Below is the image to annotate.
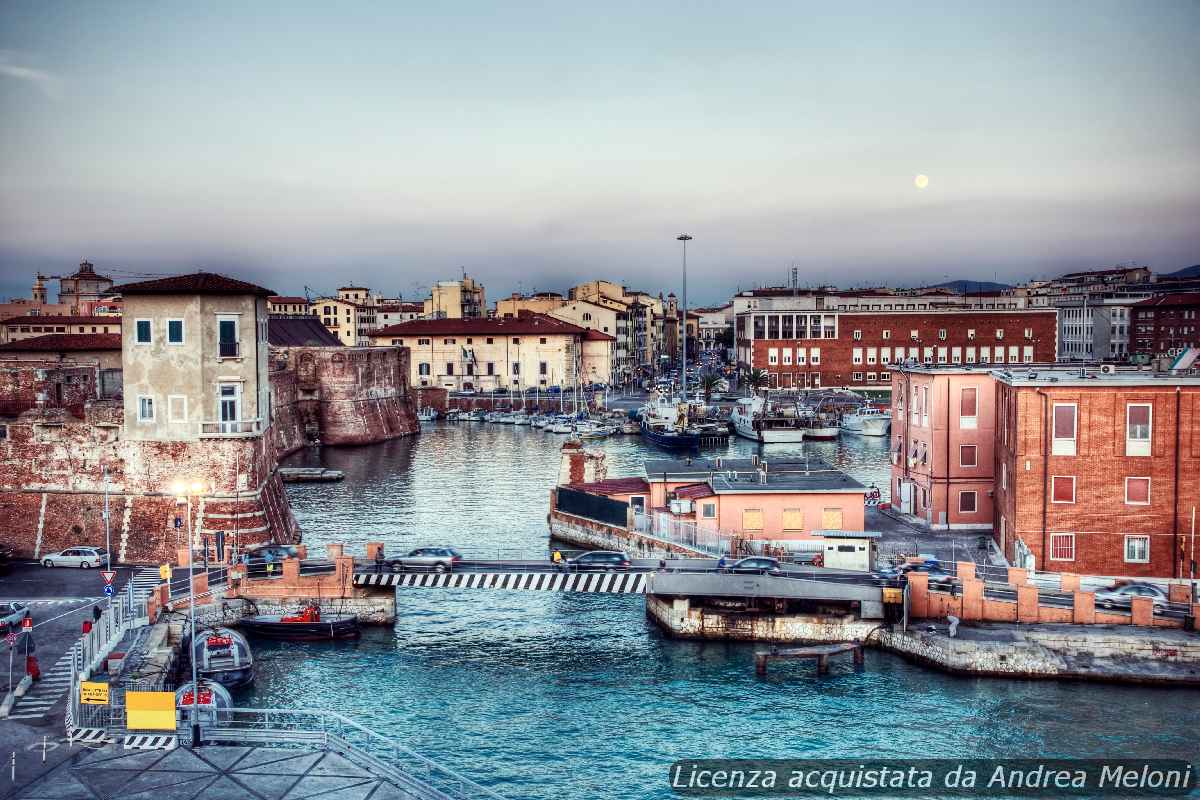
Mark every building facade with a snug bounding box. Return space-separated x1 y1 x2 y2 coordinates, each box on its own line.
57 260 116 313
549 299 631 380
495 292 565 318
993 366 1200 578
424 276 486 319
1131 293 1200 361
1 315 122 344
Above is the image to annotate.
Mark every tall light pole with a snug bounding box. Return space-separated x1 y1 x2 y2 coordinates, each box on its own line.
172 479 206 748
676 234 693 402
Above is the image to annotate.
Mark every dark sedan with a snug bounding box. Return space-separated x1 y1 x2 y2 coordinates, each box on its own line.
566 551 631 572
723 557 784 576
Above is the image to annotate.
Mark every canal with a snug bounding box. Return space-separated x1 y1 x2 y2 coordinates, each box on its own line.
251 423 1199 800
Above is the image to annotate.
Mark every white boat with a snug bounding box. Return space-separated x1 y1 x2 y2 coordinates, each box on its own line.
462 410 484 421
445 409 461 422
530 415 549 429
730 397 807 443
547 418 574 433
417 407 437 423
840 406 892 436
573 422 609 439
512 413 531 425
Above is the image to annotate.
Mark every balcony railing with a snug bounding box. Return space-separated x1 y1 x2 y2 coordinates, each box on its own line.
199 418 264 438
218 341 241 358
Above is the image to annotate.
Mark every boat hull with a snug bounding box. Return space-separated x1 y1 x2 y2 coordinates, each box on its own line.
732 416 806 443
237 616 361 641
199 665 255 689
841 416 891 436
640 420 701 449
803 426 840 440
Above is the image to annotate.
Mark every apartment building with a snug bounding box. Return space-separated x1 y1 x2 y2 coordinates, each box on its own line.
1131 294 1200 362
495 292 565 318
696 305 733 355
268 296 311 315
993 366 1200 578
734 291 1058 392
424 275 486 319
308 287 379 346
370 313 613 391
548 299 631 380
570 281 664 369
376 302 424 328
890 366 998 530
0 315 122 344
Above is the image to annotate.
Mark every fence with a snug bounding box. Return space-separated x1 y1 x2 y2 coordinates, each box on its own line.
556 487 630 528
633 511 733 557
69 591 151 734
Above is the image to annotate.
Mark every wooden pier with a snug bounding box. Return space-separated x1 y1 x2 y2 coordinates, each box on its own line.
755 642 864 676
279 467 345 483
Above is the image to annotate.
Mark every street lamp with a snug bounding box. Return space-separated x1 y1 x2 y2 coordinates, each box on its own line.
171 478 207 748
676 234 693 402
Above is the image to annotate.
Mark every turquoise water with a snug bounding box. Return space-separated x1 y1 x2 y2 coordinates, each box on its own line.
257 424 1200 800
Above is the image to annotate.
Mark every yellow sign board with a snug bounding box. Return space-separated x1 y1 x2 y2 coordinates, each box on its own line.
80 681 109 705
159 563 171 580
882 587 904 604
125 691 177 731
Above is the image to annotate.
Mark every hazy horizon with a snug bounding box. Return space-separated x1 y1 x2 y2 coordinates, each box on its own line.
2 1 1198 306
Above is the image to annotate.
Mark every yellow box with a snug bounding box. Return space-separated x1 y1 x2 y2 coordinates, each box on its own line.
126 691 177 731
882 587 904 604
80 681 109 705
159 563 171 580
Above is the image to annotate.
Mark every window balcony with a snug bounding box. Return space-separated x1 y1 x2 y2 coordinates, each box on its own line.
199 418 264 438
218 341 241 358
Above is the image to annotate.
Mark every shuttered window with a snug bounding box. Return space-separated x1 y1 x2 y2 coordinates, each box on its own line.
741 509 764 531
821 508 844 530
782 509 804 532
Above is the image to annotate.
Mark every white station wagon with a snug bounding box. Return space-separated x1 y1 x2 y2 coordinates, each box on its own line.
42 546 107 569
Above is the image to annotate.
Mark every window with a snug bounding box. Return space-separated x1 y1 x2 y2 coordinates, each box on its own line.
768 348 778 365
959 491 977 513
630 496 646 513
967 328 976 340
852 330 862 340
217 316 239 358
960 387 977 429
810 348 820 365
445 363 454 375
1126 403 1151 456
166 319 184 345
417 338 431 346
1051 403 1077 456
1049 533 1075 561
879 371 890 381
582 313 592 322
960 444 977 467
418 363 430 376
1001 462 1007 490
135 319 152 344
486 362 495 376
539 337 547 344
910 329 918 340
782 349 792 365
443 338 456 345
486 337 494 344
1124 535 1150 564
1125 477 1150 505
137 396 155 422
512 362 520 375
539 361 548 376
0 424 7 441
1051 476 1076 503
995 328 1005 340
867 348 877 364
742 509 764 530
852 348 863 364
852 372 864 382
701 503 716 519
938 328 947 341
866 372 876 381
782 509 804 532
821 508 844 529
167 395 187 422
1024 328 1033 339
882 330 891 339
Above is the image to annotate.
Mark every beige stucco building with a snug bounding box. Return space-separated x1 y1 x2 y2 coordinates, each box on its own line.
495 292 565 318
424 276 486 319
116 273 273 442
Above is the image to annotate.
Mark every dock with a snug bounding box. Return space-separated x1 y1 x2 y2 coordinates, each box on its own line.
755 642 864 675
278 467 345 483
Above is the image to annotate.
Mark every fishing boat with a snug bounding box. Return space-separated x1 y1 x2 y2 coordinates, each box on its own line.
237 604 360 641
462 409 484 421
573 421 609 439
547 416 574 433
512 413 531 425
190 627 254 689
444 409 461 422
620 419 641 435
796 406 841 440
840 405 892 436
416 406 437 423
730 397 807 443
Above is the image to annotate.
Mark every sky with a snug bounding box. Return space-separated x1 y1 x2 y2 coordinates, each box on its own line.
1 1 1198 306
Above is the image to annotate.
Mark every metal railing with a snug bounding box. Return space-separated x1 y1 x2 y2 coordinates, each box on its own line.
206 708 507 799
199 418 264 437
633 511 733 557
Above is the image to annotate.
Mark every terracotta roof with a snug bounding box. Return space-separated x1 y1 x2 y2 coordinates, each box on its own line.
1 315 121 327
373 312 588 338
111 272 274 297
269 295 309 305
268 317 343 347
673 482 715 500
0 333 121 352
564 477 650 496
583 329 616 341
1133 293 1200 308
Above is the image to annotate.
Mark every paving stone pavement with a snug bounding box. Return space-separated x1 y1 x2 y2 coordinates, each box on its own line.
9 744 425 800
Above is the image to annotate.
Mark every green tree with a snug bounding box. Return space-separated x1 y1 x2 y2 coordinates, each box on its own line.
699 373 723 403
746 368 769 394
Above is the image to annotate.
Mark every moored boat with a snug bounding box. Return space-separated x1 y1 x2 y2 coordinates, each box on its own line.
190 627 254 689
840 406 892 436
237 605 361 641
730 397 807 443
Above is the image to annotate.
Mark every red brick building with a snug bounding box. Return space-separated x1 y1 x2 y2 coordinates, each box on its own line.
993 366 1200 578
1131 293 1200 361
736 303 1058 392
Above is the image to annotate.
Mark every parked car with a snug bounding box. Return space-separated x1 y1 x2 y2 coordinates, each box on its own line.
244 544 299 561
41 546 106 569
1095 582 1169 610
566 550 631 572
0 602 30 633
724 557 783 576
389 547 463 573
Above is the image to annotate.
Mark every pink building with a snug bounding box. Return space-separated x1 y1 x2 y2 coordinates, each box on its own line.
890 365 997 530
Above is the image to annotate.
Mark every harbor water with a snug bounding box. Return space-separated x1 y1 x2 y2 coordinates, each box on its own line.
251 423 1200 800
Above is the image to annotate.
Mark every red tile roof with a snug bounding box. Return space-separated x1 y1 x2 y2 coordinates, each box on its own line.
111 272 274 297
1 315 121 327
564 477 650 496
673 482 715 500
269 296 310 305
1133 293 1200 308
0 333 121 352
373 312 588 338
583 329 616 341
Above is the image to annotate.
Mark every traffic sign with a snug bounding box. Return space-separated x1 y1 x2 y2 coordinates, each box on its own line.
103 585 114 597
100 571 116 586
21 617 31 630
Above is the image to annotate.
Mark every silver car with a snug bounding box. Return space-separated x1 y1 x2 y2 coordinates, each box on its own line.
388 547 463 573
1094 582 1169 610
0 602 30 633
41 546 107 569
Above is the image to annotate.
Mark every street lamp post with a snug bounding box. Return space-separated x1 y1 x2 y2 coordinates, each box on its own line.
172 479 206 747
676 234 693 402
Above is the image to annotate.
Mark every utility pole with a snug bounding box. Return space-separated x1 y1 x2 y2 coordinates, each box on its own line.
103 467 111 608
677 234 693 401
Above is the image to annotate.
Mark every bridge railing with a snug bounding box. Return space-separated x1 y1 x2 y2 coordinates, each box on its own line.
206 707 508 799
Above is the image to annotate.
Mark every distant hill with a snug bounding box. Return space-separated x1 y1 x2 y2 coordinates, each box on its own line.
1164 264 1200 279
929 279 1013 293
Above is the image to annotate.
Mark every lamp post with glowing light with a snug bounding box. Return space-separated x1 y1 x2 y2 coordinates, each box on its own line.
676 234 693 402
172 478 207 747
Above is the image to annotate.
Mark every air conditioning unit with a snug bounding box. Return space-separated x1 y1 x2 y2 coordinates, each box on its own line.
1099 364 1116 375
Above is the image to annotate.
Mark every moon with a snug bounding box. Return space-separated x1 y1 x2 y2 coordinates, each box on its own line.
914 174 929 189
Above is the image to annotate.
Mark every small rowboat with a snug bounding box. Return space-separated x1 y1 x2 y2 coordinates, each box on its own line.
237 605 360 641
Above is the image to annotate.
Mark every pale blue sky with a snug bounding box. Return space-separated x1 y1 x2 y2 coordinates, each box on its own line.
2 1 1198 303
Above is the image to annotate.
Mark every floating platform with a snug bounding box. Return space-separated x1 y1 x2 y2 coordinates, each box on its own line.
278 467 345 483
755 642 864 675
